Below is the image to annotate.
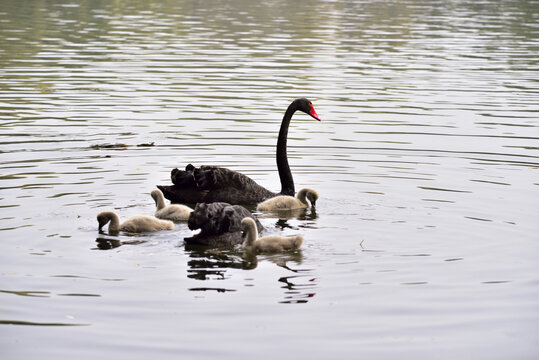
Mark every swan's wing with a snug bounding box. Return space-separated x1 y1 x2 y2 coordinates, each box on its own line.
157 184 207 205
184 231 244 246
184 202 246 246
155 204 191 221
195 166 275 200
121 215 172 232
187 202 263 235
171 165 240 191
194 166 247 190
170 165 197 187
187 202 225 233
163 164 275 205
229 205 263 232
257 195 301 210
187 202 237 234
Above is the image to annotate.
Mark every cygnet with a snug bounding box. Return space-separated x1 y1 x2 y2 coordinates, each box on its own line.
151 189 192 221
241 217 303 253
256 188 318 211
97 211 174 233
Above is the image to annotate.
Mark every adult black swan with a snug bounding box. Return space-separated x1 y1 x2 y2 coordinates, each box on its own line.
184 202 262 246
157 98 321 205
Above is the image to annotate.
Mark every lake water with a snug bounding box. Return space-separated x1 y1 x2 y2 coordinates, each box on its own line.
1 0 538 358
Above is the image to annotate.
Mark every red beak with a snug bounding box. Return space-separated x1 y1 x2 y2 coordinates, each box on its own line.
309 104 321 121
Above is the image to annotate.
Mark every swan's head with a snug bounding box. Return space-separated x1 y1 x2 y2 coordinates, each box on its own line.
297 188 319 207
294 98 321 121
306 189 319 207
97 211 112 230
241 217 257 234
150 189 160 202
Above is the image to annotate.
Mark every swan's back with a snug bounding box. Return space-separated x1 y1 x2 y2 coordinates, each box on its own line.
185 232 244 247
185 202 262 246
256 195 305 211
155 204 192 221
159 165 276 205
253 234 303 252
187 202 257 234
121 215 174 232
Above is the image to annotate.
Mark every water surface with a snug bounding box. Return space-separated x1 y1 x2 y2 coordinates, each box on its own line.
1 0 538 359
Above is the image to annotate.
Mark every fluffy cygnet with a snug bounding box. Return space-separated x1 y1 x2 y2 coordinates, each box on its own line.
97 211 174 233
151 189 192 221
256 188 319 211
241 217 303 253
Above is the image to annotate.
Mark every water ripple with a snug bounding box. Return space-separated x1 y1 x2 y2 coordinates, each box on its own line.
1 0 538 357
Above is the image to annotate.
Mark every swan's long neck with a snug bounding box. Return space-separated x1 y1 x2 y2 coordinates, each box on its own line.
296 188 308 205
107 212 121 231
155 192 166 210
276 103 296 196
243 219 258 247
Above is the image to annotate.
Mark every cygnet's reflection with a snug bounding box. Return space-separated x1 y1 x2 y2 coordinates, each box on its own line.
185 245 252 281
94 235 147 250
184 242 316 304
256 207 318 222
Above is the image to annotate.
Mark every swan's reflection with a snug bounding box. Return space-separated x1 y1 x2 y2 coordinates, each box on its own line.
242 250 305 270
257 207 318 222
185 244 256 281
94 235 147 250
184 243 317 303
278 275 317 304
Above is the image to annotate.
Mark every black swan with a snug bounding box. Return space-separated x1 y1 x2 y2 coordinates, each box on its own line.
184 202 263 246
157 98 321 205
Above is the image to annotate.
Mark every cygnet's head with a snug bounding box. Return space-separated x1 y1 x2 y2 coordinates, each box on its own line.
306 189 319 207
97 211 112 230
241 217 258 242
241 217 257 232
150 189 160 201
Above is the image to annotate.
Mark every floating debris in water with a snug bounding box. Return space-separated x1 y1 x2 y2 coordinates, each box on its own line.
90 142 155 150
90 143 128 150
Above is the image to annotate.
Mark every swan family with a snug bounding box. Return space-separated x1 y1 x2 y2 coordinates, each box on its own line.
157 98 320 205
96 98 320 253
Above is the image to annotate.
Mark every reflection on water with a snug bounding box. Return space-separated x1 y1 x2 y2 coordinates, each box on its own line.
186 247 249 281
185 243 315 303
1 0 538 358
94 235 147 250
258 207 318 223
278 275 317 304
0 320 89 327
